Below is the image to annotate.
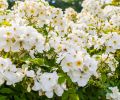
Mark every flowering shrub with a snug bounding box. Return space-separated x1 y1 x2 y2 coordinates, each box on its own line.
0 0 120 100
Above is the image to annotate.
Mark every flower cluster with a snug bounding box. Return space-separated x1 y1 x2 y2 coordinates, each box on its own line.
0 0 120 99
32 71 66 98
59 51 98 87
0 26 45 52
0 57 24 85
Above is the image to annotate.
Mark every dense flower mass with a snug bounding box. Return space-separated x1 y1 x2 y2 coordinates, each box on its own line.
0 26 45 52
0 0 120 99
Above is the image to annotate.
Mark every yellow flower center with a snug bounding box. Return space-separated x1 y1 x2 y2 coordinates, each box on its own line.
67 62 72 67
76 61 82 67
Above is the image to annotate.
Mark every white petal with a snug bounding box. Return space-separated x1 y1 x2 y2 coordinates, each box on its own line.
32 81 41 91
55 85 64 96
45 91 53 98
26 70 35 78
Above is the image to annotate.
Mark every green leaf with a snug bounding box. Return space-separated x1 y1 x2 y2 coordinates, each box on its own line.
0 88 14 94
101 74 107 82
68 88 76 94
58 76 66 84
0 95 7 100
30 58 44 65
70 94 79 100
62 91 69 100
14 96 21 100
14 96 26 100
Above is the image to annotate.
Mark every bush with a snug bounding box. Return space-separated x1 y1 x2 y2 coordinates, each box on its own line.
0 0 120 100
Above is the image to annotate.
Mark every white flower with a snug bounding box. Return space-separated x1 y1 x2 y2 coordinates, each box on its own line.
106 86 120 100
0 57 25 85
40 72 58 91
59 51 98 86
105 32 120 53
32 71 65 98
0 0 8 10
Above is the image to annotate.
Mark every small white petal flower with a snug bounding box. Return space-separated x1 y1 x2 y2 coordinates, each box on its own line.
26 70 35 78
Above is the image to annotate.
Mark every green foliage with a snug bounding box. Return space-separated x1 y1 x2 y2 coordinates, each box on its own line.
48 0 83 12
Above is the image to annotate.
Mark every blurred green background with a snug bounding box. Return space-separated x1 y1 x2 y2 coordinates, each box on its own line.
8 0 83 12
47 0 83 12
